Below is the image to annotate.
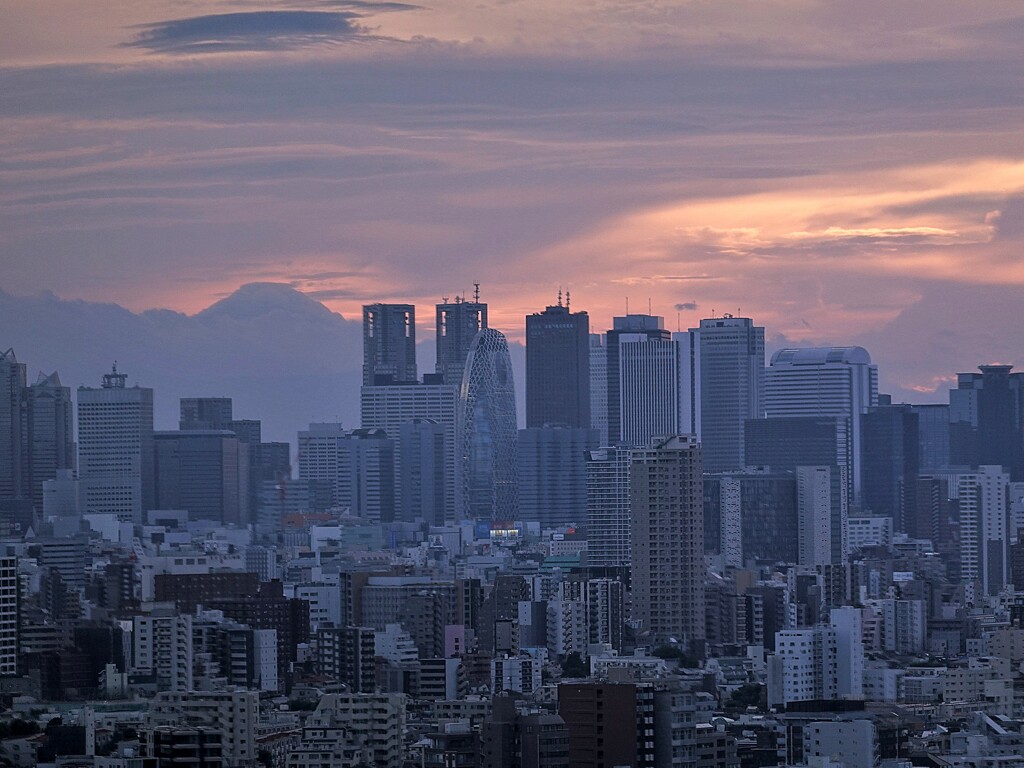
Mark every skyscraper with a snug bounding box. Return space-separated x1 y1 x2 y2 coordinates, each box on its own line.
525 296 590 428
154 430 249 524
398 419 447 526
25 371 75 511
765 346 878 496
77 364 155 522
691 316 764 473
0 348 26 501
860 404 920 532
518 425 598 526
629 435 704 649
585 446 632 569
460 328 518 521
955 464 1009 595
617 332 698 448
589 334 608 445
179 397 233 430
604 314 670 445
363 303 417 386
950 364 1024 479
796 465 848 567
436 292 487 387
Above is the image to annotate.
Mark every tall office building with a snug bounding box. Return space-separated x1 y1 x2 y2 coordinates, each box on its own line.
691 316 764 473
361 383 460 521
526 296 590 428
154 431 249 524
745 416 849 482
765 347 878 495
25 372 75 512
398 419 447 526
363 303 417 386
704 472 798 566
77 364 155 522
589 334 608 445
179 397 233 430
860 404 920 531
950 365 1024 479
0 348 26 501
618 332 698 448
461 329 518 520
604 315 670 445
585 446 632 568
298 424 396 523
910 403 952 473
518 426 599 526
436 292 488 387
630 435 704 649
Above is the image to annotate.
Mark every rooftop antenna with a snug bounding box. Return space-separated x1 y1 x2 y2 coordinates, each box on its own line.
565 289 571 311
473 283 480 303
557 287 563 307
442 295 449 304
648 297 652 315
677 312 681 332
626 296 629 314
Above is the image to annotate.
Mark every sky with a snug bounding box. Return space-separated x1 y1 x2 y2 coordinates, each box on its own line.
3 0 1024 404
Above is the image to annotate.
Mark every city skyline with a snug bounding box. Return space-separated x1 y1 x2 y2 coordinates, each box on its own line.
3 1 1024 407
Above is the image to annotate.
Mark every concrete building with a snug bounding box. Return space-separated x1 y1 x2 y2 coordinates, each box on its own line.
304 693 406 768
955 465 1010 595
492 654 544 695
315 625 376 693
132 612 194 691
589 334 608 445
146 690 259 768
796 465 848 567
629 435 705 649
24 371 75 512
0 557 17 676
603 314 671 445
0 348 26 502
153 430 249 524
77 364 154 522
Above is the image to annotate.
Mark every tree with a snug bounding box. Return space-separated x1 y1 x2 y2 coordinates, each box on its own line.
561 652 589 678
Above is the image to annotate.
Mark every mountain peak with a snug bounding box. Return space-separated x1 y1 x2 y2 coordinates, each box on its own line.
196 282 344 322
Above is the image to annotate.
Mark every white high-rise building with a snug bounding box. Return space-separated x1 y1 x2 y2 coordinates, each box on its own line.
584 446 632 568
769 608 863 707
955 465 1009 595
765 347 878 496
77 364 154 522
589 334 608 445
617 333 698 448
133 612 193 691
797 465 848 567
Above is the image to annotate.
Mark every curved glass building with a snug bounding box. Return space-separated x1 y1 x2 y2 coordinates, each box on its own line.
460 328 519 520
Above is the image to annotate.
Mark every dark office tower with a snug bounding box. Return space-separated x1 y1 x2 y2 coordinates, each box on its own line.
630 435 704 649
604 315 670 444
154 431 249 524
861 405 920 532
77 364 155 522
179 397 233 430
461 329 518 521
745 416 848 475
399 419 446 525
910 404 952 472
436 292 488 387
526 297 590 428
25 372 75 511
691 315 764 473
704 472 798 566
363 303 417 386
0 348 27 501
950 364 1024 479
227 419 261 445
518 426 599 527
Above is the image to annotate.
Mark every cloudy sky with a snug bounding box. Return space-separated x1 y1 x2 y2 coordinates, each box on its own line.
3 0 1024 404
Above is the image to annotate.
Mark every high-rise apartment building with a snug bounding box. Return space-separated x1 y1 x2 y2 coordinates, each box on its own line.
77 364 155 522
363 303 417 386
585 446 632 569
589 334 608 445
691 316 764 473
0 557 18 676
796 465 849 567
461 329 518 521
629 435 705 649
436 293 488 387
765 346 878 495
526 297 590 428
955 465 1010 595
